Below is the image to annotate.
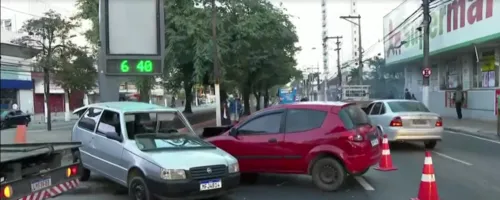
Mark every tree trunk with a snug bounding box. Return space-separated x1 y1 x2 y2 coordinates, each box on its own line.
253 92 261 111
264 88 269 108
138 77 151 103
43 68 52 131
64 89 71 122
183 81 193 113
242 86 251 115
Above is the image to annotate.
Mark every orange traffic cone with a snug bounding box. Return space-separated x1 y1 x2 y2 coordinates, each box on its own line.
375 134 397 171
14 125 27 144
411 151 440 200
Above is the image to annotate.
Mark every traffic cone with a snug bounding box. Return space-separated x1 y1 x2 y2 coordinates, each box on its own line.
14 125 27 143
375 134 397 171
411 151 440 200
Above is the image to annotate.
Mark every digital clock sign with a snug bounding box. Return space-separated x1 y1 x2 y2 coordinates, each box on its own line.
105 59 162 75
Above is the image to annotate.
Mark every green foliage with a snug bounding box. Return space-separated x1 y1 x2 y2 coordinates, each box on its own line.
53 47 97 93
74 0 99 50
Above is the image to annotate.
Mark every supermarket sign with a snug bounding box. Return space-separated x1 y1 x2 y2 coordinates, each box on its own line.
383 0 500 65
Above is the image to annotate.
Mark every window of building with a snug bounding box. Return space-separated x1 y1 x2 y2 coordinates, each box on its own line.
473 50 497 88
354 52 357 56
439 58 462 90
354 38 357 42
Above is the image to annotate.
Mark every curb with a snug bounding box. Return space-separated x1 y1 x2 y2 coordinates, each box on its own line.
444 127 499 140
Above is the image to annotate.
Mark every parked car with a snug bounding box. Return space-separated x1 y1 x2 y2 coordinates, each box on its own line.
0 109 31 129
203 101 382 191
362 99 443 149
71 102 240 200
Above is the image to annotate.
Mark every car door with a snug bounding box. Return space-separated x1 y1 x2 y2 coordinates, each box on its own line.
92 109 127 183
230 110 286 172
72 107 103 170
281 108 327 173
13 110 27 125
368 102 383 126
5 111 18 126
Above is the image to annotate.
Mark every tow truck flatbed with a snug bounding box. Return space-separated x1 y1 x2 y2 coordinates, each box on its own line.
1 142 81 163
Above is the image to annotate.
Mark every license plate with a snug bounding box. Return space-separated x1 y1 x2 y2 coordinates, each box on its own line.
413 119 427 125
371 139 379 146
200 179 222 191
31 177 52 192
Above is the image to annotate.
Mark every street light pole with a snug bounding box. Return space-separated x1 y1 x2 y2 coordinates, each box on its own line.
321 0 328 101
212 0 222 126
340 15 363 85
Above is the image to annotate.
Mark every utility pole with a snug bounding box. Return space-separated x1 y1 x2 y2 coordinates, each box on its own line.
321 0 328 101
211 0 222 126
340 15 363 85
331 36 343 87
422 0 430 108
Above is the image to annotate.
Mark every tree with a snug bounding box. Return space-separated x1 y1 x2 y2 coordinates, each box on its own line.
12 10 77 131
52 46 97 120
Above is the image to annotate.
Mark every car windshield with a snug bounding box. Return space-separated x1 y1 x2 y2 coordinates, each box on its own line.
339 104 371 129
388 101 430 112
124 111 195 138
135 133 215 151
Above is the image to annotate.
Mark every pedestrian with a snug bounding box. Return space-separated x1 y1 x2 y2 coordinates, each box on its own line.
404 88 412 99
228 96 241 124
411 93 417 100
452 85 465 119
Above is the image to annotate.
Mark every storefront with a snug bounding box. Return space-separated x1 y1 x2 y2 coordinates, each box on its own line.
383 0 500 121
0 65 35 113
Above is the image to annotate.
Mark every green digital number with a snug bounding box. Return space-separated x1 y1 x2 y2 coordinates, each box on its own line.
136 60 153 72
120 60 130 72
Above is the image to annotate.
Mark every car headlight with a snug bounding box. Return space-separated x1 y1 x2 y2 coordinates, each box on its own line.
228 163 239 173
160 169 186 180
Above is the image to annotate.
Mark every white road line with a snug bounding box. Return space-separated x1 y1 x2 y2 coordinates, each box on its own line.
445 131 500 145
354 176 375 191
432 151 473 166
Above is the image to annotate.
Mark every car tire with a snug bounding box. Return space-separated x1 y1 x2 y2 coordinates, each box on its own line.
311 157 346 191
424 141 437 149
128 175 152 200
73 151 91 182
350 168 369 176
240 173 259 184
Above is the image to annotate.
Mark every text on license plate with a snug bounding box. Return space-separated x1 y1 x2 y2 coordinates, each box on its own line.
200 179 222 191
31 177 52 192
413 119 427 125
371 139 379 146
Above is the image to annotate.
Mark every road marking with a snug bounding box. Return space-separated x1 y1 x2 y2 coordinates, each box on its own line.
445 131 500 145
432 151 472 166
354 176 375 191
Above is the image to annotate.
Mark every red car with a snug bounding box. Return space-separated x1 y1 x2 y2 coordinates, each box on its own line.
204 102 382 191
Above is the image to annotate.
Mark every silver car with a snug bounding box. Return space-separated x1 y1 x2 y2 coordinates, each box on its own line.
363 100 443 149
71 102 240 200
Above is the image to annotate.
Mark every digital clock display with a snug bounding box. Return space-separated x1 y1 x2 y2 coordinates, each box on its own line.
106 59 162 75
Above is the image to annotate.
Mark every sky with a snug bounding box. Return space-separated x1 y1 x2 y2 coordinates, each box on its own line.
1 0 404 76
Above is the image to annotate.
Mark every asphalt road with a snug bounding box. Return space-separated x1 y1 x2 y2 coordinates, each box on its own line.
3 119 500 200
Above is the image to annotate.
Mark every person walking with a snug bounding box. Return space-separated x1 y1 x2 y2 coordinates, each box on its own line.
228 96 241 124
453 86 465 119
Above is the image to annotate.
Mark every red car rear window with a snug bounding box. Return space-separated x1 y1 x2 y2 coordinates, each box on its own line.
338 105 371 130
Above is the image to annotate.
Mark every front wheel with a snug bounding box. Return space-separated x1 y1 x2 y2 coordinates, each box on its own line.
311 157 347 191
128 176 152 200
424 141 437 149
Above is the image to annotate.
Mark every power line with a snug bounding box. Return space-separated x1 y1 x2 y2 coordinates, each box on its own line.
0 6 43 18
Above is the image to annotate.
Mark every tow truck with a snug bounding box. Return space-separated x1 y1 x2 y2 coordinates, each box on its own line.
1 142 83 200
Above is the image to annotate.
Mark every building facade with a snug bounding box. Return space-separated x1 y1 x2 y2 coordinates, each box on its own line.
383 0 500 121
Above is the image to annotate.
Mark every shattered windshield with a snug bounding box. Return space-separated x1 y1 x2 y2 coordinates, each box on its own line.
124 111 195 138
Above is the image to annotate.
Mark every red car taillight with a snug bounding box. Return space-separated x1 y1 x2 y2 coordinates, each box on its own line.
435 117 443 127
348 130 364 142
389 116 403 127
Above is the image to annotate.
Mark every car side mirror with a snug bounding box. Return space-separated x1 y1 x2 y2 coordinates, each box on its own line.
229 128 238 137
105 131 122 142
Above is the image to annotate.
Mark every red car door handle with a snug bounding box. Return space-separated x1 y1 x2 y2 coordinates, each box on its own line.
268 138 277 143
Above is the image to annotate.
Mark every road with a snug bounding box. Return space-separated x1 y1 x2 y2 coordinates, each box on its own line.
2 119 500 199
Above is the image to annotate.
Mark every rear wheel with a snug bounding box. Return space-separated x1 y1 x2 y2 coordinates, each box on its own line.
311 157 346 191
424 141 437 149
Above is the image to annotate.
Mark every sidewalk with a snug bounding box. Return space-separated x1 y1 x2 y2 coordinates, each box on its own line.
443 117 498 139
